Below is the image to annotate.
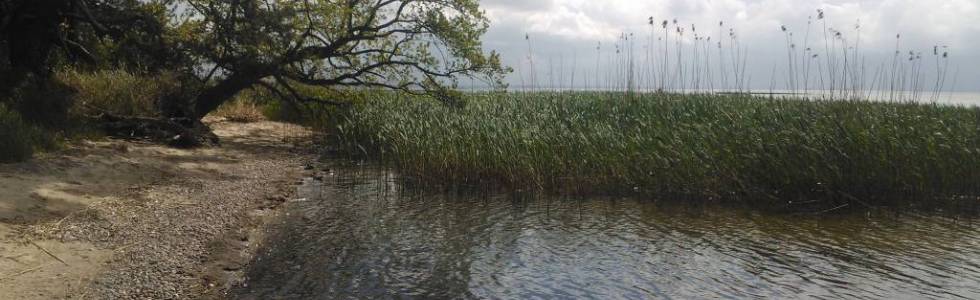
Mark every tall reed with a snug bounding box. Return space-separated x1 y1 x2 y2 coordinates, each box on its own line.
334 91 980 207
546 8 953 101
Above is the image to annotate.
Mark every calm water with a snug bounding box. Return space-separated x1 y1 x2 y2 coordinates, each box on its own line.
502 88 980 107
771 90 980 107
234 162 980 299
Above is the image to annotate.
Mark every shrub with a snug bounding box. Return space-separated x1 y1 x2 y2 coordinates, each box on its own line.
247 85 349 130
5 75 75 129
212 96 266 123
58 69 181 118
0 103 40 162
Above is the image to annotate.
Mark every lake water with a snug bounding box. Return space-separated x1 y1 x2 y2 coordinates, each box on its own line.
764 90 980 107
234 161 980 299
502 88 980 107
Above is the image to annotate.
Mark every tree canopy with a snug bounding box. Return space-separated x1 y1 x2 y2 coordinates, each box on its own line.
2 0 508 120
176 0 507 117
0 1 179 80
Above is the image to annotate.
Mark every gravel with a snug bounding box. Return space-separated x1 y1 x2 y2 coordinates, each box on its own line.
30 121 315 299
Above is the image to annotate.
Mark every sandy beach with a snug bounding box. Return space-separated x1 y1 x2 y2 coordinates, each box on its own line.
0 119 313 299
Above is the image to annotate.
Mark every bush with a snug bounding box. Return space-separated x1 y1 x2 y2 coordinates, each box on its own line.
5 75 75 129
58 69 181 118
0 103 40 162
244 85 345 130
212 96 266 123
1 69 184 163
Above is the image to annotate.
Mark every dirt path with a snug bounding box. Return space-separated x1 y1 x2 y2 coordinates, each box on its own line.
0 119 315 299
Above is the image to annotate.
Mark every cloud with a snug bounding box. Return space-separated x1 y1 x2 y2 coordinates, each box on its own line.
486 1 619 41
482 0 556 12
478 0 980 91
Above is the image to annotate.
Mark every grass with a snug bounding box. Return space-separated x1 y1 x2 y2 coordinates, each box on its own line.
58 69 181 118
1 69 179 163
212 96 266 123
332 91 980 207
249 85 364 130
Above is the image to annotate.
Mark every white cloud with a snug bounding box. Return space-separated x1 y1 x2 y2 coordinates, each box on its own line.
479 0 980 91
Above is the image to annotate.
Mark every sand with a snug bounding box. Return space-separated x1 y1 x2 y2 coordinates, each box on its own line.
0 118 314 299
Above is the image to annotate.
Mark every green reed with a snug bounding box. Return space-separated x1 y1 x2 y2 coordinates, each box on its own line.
333 91 980 206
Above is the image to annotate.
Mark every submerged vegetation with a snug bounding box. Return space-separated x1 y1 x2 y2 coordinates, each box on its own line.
334 92 980 207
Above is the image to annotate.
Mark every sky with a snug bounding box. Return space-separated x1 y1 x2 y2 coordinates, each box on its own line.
477 0 980 92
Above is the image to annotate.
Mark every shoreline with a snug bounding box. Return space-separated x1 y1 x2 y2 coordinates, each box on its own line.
0 119 313 299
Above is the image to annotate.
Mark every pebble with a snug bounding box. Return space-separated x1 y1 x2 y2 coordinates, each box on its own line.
36 122 314 299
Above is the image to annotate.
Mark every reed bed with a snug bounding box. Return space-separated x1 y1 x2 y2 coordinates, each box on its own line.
513 9 954 106
334 91 980 206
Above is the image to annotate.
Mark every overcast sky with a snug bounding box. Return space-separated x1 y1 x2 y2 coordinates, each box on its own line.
478 0 980 92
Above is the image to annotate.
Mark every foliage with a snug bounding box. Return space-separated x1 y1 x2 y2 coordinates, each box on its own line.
2 75 76 128
0 0 180 84
0 103 42 162
334 92 980 207
176 0 509 117
58 69 182 118
213 96 266 123
72 0 192 73
247 84 379 130
4 0 509 123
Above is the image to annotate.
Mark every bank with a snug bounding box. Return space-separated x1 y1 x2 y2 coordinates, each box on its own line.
0 119 313 299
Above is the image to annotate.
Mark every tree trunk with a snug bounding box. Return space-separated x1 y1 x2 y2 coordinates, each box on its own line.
120 68 270 148
192 71 266 119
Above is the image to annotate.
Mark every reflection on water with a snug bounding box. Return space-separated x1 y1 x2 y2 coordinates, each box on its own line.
234 162 980 299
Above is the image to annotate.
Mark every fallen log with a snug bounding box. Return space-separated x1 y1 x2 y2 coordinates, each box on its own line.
93 113 219 148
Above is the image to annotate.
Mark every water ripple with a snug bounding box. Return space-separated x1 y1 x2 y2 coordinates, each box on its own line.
235 163 980 299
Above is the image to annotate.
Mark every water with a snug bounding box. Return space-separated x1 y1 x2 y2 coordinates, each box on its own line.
495 88 980 107
762 90 980 107
234 162 980 299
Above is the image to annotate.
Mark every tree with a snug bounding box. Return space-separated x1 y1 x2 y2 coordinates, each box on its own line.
1 0 505 146
0 0 174 127
72 0 191 73
0 0 78 87
175 0 507 119
0 0 184 98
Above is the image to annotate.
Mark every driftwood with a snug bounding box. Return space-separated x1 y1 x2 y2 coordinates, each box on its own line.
29 240 68 266
93 113 219 148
